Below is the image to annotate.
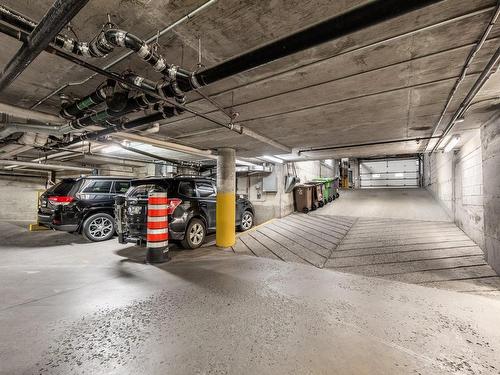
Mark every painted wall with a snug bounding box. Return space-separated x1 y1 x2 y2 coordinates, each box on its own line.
0 176 46 221
239 159 338 224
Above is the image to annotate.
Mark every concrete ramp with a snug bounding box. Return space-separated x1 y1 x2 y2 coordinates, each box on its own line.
233 212 500 298
311 188 452 222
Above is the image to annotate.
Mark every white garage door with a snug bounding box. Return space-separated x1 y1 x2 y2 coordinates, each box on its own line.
360 158 420 188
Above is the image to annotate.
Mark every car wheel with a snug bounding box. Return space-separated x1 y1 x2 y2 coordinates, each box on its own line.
82 213 115 242
239 211 254 231
181 218 206 249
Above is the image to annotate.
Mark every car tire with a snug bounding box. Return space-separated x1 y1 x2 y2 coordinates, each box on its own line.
239 210 254 232
181 218 206 249
82 212 115 242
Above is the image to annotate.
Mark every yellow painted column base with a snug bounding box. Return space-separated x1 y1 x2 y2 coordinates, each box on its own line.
216 192 236 248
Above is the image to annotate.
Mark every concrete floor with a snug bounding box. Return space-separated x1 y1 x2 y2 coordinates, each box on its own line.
1 222 500 374
312 188 451 221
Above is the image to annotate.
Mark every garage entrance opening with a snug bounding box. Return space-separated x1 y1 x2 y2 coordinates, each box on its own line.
360 157 420 188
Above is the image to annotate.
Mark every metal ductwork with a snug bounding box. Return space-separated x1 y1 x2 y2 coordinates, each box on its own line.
0 122 72 138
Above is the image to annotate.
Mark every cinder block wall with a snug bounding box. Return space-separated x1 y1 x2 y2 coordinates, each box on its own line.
481 116 500 273
0 176 46 221
424 116 500 273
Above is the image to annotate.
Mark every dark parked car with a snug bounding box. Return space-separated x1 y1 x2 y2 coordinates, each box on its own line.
116 176 255 249
38 176 132 241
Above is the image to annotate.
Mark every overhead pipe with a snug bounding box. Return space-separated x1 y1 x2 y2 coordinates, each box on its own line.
60 80 114 119
431 46 500 152
0 0 443 151
137 6 498 131
0 4 190 103
0 102 63 123
0 0 89 92
63 105 182 145
426 2 500 152
0 159 93 172
298 136 441 154
29 0 219 109
0 122 72 138
192 0 444 87
109 141 202 168
1 0 445 98
112 133 217 159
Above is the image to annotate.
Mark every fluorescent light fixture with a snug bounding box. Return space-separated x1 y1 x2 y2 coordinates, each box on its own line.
102 145 121 153
395 173 404 178
372 174 381 178
260 155 284 164
236 159 258 167
443 135 460 153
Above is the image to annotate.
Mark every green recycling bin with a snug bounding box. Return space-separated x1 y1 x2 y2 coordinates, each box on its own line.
313 178 334 203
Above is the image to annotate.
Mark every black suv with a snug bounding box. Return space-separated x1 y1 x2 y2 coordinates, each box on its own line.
116 176 255 249
38 176 132 241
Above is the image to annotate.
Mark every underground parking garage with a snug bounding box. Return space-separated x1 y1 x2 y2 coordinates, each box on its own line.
1 0 500 373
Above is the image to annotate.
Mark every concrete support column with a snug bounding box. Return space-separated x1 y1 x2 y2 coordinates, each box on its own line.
216 148 236 248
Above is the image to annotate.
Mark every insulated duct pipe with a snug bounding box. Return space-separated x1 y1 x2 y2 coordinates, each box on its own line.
0 0 89 92
0 122 72 138
0 159 93 172
110 141 202 168
0 102 63 124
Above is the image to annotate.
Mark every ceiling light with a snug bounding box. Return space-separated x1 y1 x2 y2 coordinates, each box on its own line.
260 155 284 164
443 135 460 153
236 159 258 167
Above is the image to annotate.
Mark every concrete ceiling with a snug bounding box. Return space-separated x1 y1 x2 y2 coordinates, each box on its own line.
0 0 499 163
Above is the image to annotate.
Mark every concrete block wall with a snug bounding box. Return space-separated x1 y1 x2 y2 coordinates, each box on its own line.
481 116 500 273
424 149 454 217
0 176 46 221
453 133 484 248
424 118 500 273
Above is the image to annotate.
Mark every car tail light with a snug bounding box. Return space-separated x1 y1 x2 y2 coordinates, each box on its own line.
48 196 74 205
168 198 182 214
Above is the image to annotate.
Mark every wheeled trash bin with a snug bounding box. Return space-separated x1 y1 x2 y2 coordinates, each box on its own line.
293 184 314 213
313 178 334 203
332 177 340 198
306 182 324 209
